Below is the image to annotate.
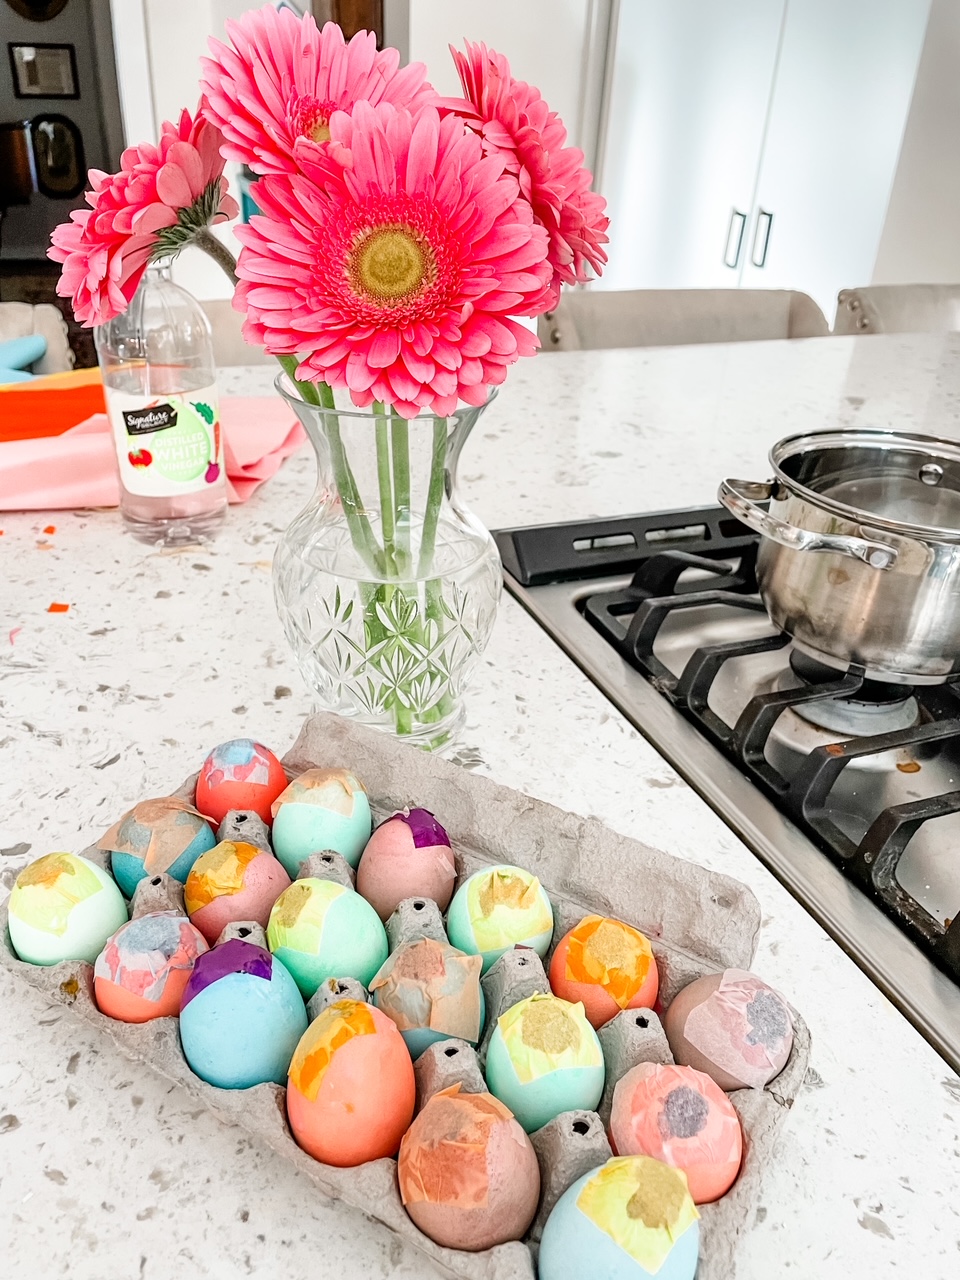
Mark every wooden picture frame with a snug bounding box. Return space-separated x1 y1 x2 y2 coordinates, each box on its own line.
8 41 79 99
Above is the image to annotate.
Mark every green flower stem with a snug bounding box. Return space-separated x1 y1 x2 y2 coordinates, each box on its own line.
276 356 384 577
390 410 411 576
418 416 448 579
374 402 397 577
192 226 239 288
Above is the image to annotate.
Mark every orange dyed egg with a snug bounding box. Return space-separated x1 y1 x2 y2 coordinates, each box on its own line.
94 913 208 1022
287 1000 415 1167
196 739 288 825
609 1062 743 1203
549 915 658 1029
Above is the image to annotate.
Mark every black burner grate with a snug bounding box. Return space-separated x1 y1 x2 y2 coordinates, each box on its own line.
494 506 960 984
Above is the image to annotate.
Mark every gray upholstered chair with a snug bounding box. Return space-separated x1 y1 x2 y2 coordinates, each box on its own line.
537 288 828 351
0 302 74 373
833 284 960 335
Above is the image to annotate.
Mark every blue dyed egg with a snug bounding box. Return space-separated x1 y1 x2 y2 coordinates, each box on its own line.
100 798 216 898
178 938 307 1088
539 1157 700 1280
271 769 371 873
484 993 604 1132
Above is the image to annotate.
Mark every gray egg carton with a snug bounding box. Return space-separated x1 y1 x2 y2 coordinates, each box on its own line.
0 710 810 1280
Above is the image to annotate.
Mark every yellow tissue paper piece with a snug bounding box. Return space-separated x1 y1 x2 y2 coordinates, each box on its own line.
184 841 261 913
289 999 376 1101
577 1157 699 1274
497 993 602 1084
566 915 655 1009
468 867 552 952
267 877 344 953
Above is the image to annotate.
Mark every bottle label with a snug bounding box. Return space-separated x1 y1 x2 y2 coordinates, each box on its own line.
105 384 224 497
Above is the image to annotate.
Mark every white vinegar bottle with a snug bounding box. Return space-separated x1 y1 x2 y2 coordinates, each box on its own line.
96 264 227 545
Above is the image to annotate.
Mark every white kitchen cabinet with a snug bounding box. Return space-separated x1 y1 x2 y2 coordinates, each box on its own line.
597 0 932 315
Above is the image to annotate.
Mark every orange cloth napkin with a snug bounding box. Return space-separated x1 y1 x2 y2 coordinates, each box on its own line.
0 396 306 510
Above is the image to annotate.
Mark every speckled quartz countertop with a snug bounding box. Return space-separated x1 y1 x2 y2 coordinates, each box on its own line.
3 332 960 1280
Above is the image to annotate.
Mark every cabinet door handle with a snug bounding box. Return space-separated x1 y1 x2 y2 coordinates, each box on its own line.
751 208 773 268
723 208 747 269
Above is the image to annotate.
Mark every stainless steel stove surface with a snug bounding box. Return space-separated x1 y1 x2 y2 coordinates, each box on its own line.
496 507 960 1074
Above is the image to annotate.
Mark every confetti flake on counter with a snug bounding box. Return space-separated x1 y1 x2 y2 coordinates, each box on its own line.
47 602 70 613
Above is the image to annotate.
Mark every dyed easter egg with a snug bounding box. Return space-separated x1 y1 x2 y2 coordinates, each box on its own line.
446 864 553 975
664 970 794 1091
99 797 216 898
266 878 388 998
539 1157 700 1280
356 808 456 922
184 840 291 943
196 739 287 825
610 1063 743 1203
550 916 659 1029
484 992 604 1133
399 1083 540 1249
94 912 208 1022
287 999 415 1165
369 938 484 1059
8 853 128 966
271 768 371 873
179 938 307 1089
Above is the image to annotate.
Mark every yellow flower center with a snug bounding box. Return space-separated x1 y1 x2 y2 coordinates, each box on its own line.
350 224 433 303
310 120 331 144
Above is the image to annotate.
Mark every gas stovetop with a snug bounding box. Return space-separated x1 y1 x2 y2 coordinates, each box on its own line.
496 506 960 1074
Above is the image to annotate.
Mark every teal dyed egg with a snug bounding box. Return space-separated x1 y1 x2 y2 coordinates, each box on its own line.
369 938 485 1059
178 938 307 1088
484 993 604 1132
446 864 553 974
271 769 371 873
539 1157 700 1280
100 797 216 898
266 878 388 999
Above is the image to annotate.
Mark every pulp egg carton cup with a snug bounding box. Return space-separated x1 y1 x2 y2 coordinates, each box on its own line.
0 711 810 1280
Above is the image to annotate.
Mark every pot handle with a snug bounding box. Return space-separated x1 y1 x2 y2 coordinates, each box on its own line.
718 478 898 570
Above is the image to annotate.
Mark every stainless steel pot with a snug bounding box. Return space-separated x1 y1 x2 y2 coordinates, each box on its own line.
718 429 960 684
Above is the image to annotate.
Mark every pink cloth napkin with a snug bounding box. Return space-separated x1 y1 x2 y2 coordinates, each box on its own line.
0 397 306 510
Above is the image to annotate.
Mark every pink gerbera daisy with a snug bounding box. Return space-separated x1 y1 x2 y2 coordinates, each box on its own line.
48 107 238 327
234 101 551 417
450 41 609 309
201 4 437 176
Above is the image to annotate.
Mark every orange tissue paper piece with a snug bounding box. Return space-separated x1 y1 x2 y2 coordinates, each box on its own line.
566 915 655 1008
399 1084 518 1209
47 602 70 613
289 1000 377 1102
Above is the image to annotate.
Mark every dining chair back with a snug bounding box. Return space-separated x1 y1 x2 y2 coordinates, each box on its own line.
537 288 829 351
833 284 960 335
0 302 73 374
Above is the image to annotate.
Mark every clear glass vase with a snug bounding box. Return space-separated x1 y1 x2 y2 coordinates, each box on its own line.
272 375 502 750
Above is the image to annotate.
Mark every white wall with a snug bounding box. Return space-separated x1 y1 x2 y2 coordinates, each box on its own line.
408 0 601 160
872 0 960 286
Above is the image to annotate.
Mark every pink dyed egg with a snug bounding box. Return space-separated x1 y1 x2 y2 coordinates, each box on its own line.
664 969 794 1091
356 808 456 922
399 1083 540 1249
184 840 291 943
610 1062 743 1203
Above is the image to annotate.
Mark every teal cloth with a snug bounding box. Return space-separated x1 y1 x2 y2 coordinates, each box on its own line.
0 334 46 370
0 367 34 384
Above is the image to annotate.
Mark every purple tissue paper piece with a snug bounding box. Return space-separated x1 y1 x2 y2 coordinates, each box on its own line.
396 807 450 849
181 938 272 1009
